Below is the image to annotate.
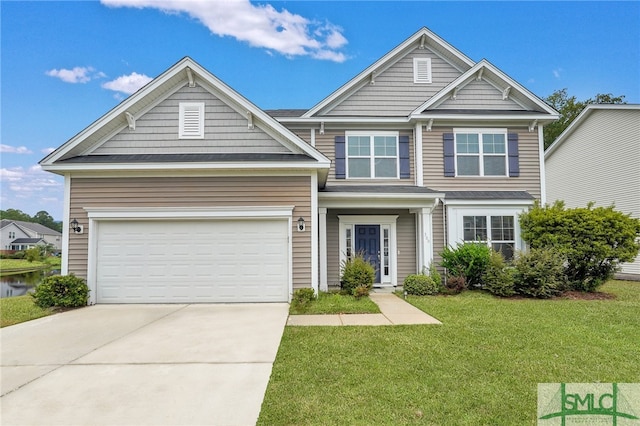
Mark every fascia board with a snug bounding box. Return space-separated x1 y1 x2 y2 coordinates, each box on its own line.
275 117 411 124
303 27 474 118
544 104 640 159
40 57 196 166
443 199 534 207
409 113 558 122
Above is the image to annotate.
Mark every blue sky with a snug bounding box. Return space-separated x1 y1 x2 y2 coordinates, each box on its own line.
2 1 639 221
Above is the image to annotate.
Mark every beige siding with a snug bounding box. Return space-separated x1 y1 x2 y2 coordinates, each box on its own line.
325 209 416 288
93 85 290 155
431 201 446 276
321 47 463 116
68 176 312 289
546 108 640 276
315 130 415 184
423 127 542 199
436 79 523 110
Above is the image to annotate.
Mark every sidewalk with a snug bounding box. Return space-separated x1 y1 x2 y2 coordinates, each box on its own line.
286 292 442 326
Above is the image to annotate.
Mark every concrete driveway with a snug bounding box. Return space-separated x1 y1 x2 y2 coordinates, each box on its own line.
0 303 289 426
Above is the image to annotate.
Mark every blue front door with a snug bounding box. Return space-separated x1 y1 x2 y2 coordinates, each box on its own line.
355 225 381 283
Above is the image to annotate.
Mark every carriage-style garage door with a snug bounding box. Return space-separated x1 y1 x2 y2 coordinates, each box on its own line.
95 219 289 303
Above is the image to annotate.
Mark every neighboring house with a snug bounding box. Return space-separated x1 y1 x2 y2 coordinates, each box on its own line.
40 27 558 304
9 238 47 251
545 104 640 280
0 219 62 251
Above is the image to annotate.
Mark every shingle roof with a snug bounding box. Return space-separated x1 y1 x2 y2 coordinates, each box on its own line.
444 191 534 200
10 238 45 244
265 109 308 118
1 220 61 235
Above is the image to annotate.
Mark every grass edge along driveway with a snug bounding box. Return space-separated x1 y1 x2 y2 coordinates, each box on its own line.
258 280 639 425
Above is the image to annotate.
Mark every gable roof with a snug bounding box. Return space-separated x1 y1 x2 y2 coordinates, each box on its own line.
411 59 559 121
1 219 61 236
302 27 475 118
40 57 330 176
545 104 640 159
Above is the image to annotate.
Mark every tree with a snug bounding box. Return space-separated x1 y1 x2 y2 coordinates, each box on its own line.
520 201 640 292
33 210 60 232
0 208 62 232
0 208 32 222
543 89 626 149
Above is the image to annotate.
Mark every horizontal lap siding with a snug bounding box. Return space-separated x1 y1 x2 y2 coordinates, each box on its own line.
93 85 289 155
397 213 417 284
315 130 415 183
436 79 523 110
431 202 446 277
68 176 312 289
423 127 541 199
322 48 462 116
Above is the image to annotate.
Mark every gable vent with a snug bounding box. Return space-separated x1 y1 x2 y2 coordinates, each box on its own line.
413 58 432 84
179 102 205 139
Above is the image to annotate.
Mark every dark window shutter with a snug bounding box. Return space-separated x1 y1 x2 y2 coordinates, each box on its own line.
335 135 346 179
399 135 410 179
443 133 455 177
507 133 519 177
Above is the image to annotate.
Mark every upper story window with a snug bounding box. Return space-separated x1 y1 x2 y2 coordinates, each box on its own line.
455 129 507 176
179 102 205 139
413 58 432 84
9 231 15 239
346 132 399 178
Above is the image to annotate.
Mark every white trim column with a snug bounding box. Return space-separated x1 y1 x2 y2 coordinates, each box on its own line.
319 207 328 292
538 124 547 205
61 174 71 275
311 173 319 295
415 122 424 187
412 207 433 272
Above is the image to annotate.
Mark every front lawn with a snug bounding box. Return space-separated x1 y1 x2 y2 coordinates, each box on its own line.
290 291 380 315
0 295 54 327
259 280 639 425
0 257 61 274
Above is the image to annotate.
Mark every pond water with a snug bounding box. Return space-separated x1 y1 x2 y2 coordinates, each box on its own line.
0 268 60 298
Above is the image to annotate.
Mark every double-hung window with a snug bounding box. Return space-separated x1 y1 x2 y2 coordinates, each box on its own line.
346 132 399 178
455 129 507 176
463 215 516 260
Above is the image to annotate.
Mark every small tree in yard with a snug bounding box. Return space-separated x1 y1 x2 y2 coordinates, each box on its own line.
340 252 375 297
520 201 640 292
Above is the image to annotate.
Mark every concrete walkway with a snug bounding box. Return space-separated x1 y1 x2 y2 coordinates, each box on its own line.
286 292 441 326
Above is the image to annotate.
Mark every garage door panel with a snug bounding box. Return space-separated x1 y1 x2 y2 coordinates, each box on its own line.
96 219 289 303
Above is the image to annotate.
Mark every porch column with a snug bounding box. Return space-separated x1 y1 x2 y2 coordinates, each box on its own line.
413 207 433 272
319 207 328 292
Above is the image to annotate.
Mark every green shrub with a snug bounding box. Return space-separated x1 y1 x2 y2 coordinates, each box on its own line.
24 247 42 263
340 252 375 296
428 263 442 288
513 248 566 299
32 274 89 308
520 201 640 292
403 274 439 295
352 285 370 299
440 243 491 288
443 275 467 294
483 250 516 297
291 288 316 310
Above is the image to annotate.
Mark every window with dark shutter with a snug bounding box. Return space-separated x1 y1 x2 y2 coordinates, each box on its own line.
443 133 455 177
399 135 410 179
507 133 519 177
335 135 346 179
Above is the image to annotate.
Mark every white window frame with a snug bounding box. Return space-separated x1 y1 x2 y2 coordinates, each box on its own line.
454 128 508 177
179 102 205 139
345 131 400 179
413 58 432 84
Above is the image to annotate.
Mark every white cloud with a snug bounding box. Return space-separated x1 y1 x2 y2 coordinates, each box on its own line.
101 0 348 62
101 72 153 95
1 144 33 154
1 166 64 217
45 66 104 83
553 68 563 79
41 147 56 155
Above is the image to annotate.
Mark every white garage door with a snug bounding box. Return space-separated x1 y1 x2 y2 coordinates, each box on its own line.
96 219 289 303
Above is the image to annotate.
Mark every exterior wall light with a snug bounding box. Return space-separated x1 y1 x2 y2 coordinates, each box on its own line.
297 217 306 232
70 218 83 234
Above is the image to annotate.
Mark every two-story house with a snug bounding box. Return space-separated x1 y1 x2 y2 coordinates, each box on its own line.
40 27 558 304
1 219 62 251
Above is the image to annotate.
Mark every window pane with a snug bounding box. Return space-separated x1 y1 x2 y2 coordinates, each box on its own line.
375 158 397 178
491 216 515 241
456 133 479 154
484 156 506 175
457 156 480 175
482 134 505 154
463 216 487 241
347 136 370 156
374 136 397 156
348 158 370 177
492 243 514 261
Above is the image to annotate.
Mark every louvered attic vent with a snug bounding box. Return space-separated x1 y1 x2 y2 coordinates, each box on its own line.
413 58 432 84
179 102 205 139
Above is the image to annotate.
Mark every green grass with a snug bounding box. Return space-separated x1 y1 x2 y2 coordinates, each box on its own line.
0 295 54 327
259 280 640 425
290 291 381 315
0 257 60 275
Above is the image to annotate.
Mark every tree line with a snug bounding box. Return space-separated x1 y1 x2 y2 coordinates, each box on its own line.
0 209 62 233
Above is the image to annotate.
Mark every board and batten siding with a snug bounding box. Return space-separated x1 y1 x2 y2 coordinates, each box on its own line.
319 47 463 117
315 130 415 183
423 127 542 199
92 85 290 155
546 108 640 276
324 209 416 287
68 176 312 289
